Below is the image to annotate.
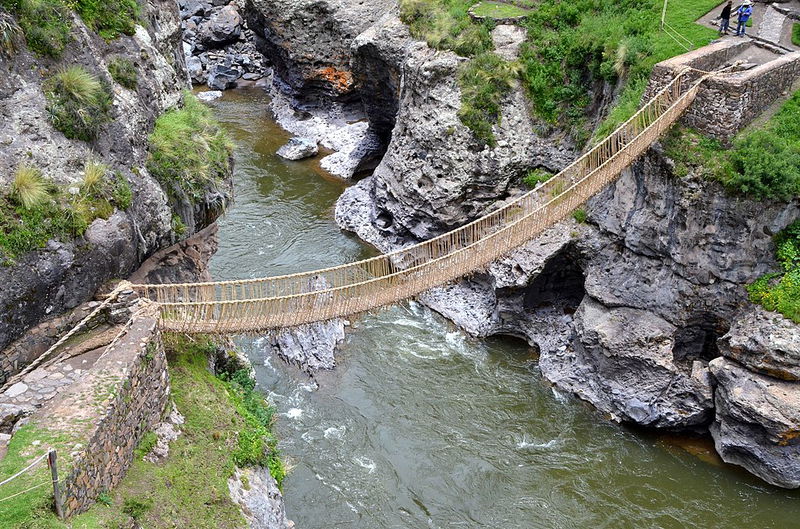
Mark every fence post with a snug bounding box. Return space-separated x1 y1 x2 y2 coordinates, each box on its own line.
47 450 64 519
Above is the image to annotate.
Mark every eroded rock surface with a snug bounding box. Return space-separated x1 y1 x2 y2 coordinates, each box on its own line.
710 358 800 489
718 307 800 381
229 467 292 529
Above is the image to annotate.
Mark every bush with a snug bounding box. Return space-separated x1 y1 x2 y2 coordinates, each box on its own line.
748 220 800 323
0 10 21 55
147 92 232 204
108 56 138 89
11 164 49 209
457 52 520 145
523 168 552 188
399 0 493 57
122 497 152 520
0 0 71 57
75 0 140 40
572 208 587 224
726 132 800 200
44 66 113 141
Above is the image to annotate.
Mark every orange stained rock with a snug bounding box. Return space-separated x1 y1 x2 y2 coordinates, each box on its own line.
315 67 354 93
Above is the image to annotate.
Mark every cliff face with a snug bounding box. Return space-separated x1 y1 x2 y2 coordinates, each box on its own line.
0 1 230 357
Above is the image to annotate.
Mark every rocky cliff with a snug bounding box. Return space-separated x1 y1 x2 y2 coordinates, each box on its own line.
0 1 231 366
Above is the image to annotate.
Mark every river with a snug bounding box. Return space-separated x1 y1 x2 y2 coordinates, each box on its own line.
207 88 799 529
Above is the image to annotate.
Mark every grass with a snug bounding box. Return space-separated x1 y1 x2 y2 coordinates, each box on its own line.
0 10 21 55
0 0 71 57
0 424 75 528
401 0 719 145
523 168 553 187
147 92 233 205
793 23 800 47
457 52 520 145
44 66 113 142
663 91 800 201
0 161 131 262
66 335 284 529
74 0 140 40
107 57 137 89
748 220 800 323
470 1 531 19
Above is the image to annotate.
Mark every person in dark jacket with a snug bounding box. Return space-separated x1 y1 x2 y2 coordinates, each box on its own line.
735 0 753 37
719 1 733 35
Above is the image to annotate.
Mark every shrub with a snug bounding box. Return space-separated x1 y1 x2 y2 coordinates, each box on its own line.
112 173 133 210
748 220 800 323
572 208 587 224
399 0 493 57
11 164 49 209
457 52 520 145
108 56 138 89
147 92 232 204
75 0 140 40
726 131 800 200
122 497 152 520
44 66 113 141
523 168 552 188
0 0 71 57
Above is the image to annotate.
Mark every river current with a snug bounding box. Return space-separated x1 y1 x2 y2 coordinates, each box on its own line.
207 88 799 529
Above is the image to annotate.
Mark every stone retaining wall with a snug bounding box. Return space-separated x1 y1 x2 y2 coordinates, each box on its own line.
54 317 169 517
646 39 800 140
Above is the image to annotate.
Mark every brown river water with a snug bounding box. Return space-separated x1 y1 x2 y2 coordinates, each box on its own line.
207 88 800 529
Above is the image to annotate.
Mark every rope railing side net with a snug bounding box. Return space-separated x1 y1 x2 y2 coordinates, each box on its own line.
0 451 51 504
135 72 701 333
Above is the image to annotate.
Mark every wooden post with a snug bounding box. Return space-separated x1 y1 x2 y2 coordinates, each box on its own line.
47 450 64 519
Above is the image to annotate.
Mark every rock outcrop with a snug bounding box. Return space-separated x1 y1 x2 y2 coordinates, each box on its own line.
0 1 231 368
709 358 800 489
229 467 292 529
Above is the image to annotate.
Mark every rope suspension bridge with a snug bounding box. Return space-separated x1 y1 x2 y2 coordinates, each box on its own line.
127 71 705 334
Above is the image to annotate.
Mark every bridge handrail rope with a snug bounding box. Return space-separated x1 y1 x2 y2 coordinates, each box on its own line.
129 71 706 333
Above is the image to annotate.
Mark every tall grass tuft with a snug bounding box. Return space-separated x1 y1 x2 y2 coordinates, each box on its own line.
147 92 232 205
0 11 21 55
0 0 72 57
11 165 49 209
44 65 113 141
82 160 107 194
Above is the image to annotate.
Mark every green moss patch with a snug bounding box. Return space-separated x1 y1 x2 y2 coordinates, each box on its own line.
74 0 140 40
0 0 71 57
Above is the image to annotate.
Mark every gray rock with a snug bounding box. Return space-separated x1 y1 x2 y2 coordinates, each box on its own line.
276 137 319 161
0 403 25 433
540 297 714 429
718 307 800 381
207 65 240 90
709 357 800 489
187 55 206 83
197 5 243 48
5 383 28 399
197 90 223 102
229 466 291 529
262 319 347 374
180 0 210 18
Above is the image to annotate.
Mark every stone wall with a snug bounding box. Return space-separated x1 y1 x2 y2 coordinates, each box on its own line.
54 317 170 517
646 39 800 140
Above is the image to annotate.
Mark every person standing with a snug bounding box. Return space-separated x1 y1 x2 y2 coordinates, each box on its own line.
719 1 733 35
735 0 753 37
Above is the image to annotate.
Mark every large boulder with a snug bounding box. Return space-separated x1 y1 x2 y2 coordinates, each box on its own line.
717 307 800 381
276 137 319 161
709 357 800 489
196 5 243 48
207 65 240 90
540 297 715 429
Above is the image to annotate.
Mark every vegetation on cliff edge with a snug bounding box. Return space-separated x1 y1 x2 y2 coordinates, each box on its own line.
400 0 718 145
748 220 800 323
147 92 233 206
44 66 113 142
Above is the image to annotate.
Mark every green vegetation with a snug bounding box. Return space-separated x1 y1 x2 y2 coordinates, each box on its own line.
65 335 284 529
400 0 494 57
748 220 800 323
74 0 140 40
572 208 587 224
793 23 800 47
147 93 232 205
0 0 71 57
0 10 21 55
107 57 138 89
457 52 520 145
470 1 531 19
664 91 800 201
44 66 113 142
523 168 552 188
0 162 131 262
401 0 718 144
0 424 74 528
